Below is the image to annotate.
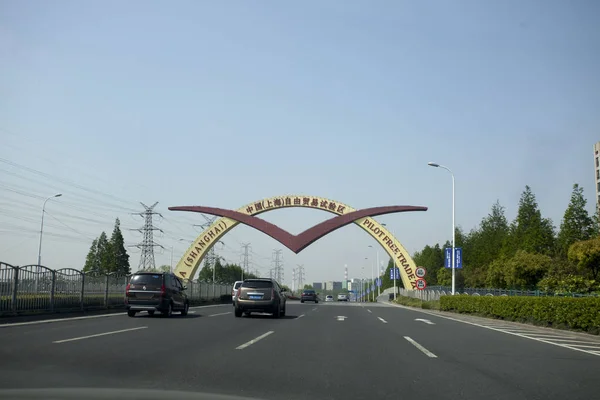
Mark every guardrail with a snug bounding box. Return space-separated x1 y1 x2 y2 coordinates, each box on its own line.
0 261 231 316
396 286 599 302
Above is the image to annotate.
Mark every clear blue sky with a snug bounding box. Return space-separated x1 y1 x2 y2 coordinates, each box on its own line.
1 0 599 285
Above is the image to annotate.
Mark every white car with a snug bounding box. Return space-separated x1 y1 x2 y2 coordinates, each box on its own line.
325 295 334 302
337 293 348 302
232 281 243 305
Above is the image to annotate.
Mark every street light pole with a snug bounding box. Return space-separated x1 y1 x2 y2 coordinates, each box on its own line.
37 193 62 268
428 162 456 295
367 245 376 301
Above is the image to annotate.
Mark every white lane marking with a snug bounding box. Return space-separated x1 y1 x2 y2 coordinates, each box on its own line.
208 312 231 317
367 309 372 313
53 326 148 343
0 304 230 328
336 316 347 321
377 317 388 324
404 336 437 358
384 302 600 358
236 331 274 350
312 307 318 311
296 314 305 319
415 318 435 325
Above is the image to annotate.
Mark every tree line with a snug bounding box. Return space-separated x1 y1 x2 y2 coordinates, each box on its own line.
387 184 600 294
82 218 131 275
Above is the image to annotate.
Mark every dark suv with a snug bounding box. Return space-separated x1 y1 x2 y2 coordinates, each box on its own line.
234 278 287 318
301 289 318 303
125 272 189 317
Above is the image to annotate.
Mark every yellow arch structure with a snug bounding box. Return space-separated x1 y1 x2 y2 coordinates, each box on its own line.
174 195 420 289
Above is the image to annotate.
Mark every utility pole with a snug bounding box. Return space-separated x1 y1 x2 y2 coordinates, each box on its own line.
131 202 163 272
241 243 251 280
272 249 283 282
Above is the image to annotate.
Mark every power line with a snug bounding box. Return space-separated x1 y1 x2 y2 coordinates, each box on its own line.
130 202 163 271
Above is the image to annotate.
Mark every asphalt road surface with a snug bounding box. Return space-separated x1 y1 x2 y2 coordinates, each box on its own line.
1 300 599 400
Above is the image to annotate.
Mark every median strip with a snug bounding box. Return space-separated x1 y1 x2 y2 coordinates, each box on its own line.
53 326 148 343
236 331 274 350
404 336 437 358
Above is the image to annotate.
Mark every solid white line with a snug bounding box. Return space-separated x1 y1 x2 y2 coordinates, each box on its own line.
208 312 231 317
415 318 435 325
296 314 305 319
53 326 148 343
0 304 230 328
404 336 437 358
236 331 274 350
312 307 317 311
377 317 387 324
384 302 600 358
367 309 372 313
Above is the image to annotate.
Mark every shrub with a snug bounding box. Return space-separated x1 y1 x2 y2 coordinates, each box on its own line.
440 295 600 334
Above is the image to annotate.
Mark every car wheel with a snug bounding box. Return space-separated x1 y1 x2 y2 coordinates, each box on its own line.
301 300 304 303
147 310 155 316
162 302 173 318
181 302 189 316
234 307 243 318
315 300 318 304
127 310 136 317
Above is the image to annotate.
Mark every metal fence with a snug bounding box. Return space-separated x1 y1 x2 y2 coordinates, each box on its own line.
0 261 231 316
396 285 599 302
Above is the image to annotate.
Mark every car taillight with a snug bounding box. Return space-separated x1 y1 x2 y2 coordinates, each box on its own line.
125 284 131 296
271 288 275 298
237 288 241 298
160 284 166 297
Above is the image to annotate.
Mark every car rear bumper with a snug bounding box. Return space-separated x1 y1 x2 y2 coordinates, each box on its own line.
126 298 170 312
301 297 317 302
235 299 277 313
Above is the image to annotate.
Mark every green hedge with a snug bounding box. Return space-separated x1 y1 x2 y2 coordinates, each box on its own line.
394 295 440 310
440 295 600 334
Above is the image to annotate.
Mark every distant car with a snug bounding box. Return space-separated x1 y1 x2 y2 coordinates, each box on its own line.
301 289 318 303
125 272 189 317
232 280 243 305
325 295 334 302
337 293 348 302
234 278 287 318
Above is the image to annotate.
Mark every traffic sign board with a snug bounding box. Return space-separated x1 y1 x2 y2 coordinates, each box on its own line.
415 267 426 278
415 278 427 290
390 267 400 280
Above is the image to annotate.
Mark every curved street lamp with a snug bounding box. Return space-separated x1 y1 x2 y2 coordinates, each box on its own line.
428 162 456 295
37 193 63 267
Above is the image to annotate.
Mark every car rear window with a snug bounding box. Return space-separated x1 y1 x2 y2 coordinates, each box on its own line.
242 280 273 288
234 282 242 289
130 274 162 286
303 290 315 294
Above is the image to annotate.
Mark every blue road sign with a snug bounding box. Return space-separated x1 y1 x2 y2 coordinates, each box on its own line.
455 247 463 269
390 267 400 280
376 278 382 287
371 285 375 291
445 247 452 268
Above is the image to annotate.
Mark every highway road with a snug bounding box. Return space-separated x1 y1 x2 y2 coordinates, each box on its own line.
0 300 599 400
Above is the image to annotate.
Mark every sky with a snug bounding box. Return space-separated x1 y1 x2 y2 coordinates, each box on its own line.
1 0 599 286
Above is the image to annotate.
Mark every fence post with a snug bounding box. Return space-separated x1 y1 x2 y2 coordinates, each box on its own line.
11 267 18 313
80 273 85 311
50 270 56 312
104 275 109 308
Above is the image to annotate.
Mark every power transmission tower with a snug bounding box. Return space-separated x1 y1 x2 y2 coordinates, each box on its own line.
271 249 283 282
292 268 297 292
297 264 305 291
193 215 220 270
131 202 163 271
241 243 251 278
